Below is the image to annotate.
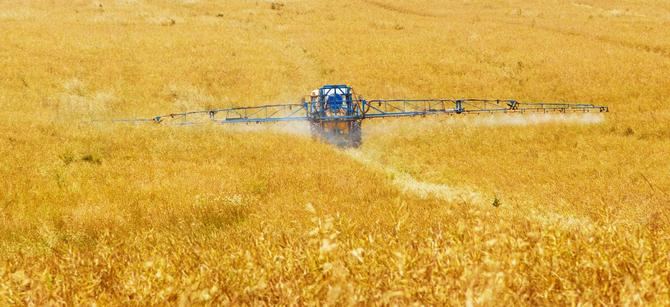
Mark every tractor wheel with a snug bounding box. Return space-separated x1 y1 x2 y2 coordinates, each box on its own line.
351 121 362 148
310 121 322 141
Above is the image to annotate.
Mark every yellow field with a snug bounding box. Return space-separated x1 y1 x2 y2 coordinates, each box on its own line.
1 0 669 304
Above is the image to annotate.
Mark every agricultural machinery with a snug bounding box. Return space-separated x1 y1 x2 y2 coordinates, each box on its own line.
114 84 608 147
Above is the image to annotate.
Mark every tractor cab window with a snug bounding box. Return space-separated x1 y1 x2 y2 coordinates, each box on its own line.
321 87 348 96
322 88 349 114
326 94 345 113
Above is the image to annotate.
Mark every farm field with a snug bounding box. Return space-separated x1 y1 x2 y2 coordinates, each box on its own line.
1 0 670 304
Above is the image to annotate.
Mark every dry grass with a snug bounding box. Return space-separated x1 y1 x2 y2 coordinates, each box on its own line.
1 0 669 304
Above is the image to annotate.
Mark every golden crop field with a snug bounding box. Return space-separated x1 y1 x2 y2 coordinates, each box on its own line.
1 0 670 305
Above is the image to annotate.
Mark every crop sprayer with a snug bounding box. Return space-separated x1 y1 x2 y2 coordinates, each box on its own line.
113 84 609 147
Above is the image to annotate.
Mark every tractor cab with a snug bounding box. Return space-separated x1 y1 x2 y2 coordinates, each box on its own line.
307 84 360 117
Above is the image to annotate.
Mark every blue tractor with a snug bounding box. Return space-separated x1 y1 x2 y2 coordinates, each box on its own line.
305 85 363 147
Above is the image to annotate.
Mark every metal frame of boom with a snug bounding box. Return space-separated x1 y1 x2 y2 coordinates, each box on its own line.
110 84 609 146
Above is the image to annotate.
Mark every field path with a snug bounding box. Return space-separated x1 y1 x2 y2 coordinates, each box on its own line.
342 147 596 234
343 149 485 205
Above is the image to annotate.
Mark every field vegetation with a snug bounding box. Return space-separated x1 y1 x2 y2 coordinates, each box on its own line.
1 0 669 304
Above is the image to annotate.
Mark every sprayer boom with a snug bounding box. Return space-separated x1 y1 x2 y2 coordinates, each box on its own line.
112 84 608 147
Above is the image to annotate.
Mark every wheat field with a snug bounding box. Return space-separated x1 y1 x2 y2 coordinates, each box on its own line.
1 0 669 305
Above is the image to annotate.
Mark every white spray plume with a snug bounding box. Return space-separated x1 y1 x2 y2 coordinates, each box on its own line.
469 113 605 127
365 113 605 136
222 121 311 137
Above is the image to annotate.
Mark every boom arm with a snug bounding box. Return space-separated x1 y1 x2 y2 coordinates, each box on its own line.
113 103 311 125
362 99 608 118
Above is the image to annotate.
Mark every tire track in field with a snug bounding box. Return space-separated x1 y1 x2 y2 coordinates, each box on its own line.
497 20 670 59
362 0 669 59
360 0 446 18
343 148 596 233
343 149 485 205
